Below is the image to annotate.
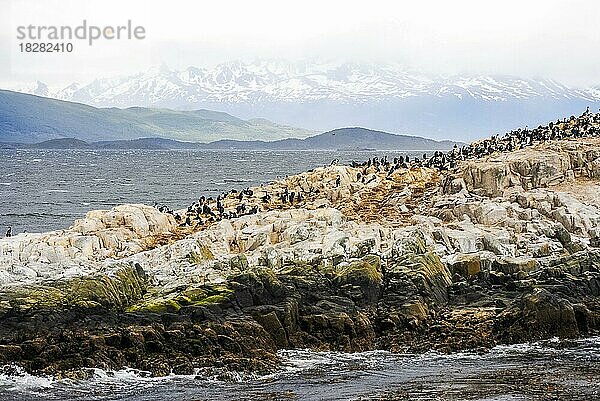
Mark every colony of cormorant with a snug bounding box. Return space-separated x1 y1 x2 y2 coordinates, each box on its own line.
352 107 600 172
155 108 600 230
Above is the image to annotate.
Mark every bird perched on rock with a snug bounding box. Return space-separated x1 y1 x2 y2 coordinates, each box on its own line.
5 227 12 237
236 203 246 215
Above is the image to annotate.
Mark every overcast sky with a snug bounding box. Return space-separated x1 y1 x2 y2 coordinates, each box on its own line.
1 0 599 88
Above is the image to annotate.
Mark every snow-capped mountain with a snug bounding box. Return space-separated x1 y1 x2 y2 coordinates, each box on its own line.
38 60 599 106
12 60 600 140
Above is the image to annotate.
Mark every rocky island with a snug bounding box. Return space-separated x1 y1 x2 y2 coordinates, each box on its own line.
1 111 600 379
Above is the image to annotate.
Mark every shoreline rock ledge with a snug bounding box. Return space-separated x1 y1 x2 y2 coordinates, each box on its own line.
1 138 600 378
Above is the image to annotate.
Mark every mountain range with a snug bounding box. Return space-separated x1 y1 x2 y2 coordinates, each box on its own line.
0 89 461 149
0 90 312 143
14 60 600 141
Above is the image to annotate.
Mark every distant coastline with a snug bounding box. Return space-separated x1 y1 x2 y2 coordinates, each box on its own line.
0 128 463 151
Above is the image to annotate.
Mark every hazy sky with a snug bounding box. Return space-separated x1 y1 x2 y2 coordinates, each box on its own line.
1 0 599 88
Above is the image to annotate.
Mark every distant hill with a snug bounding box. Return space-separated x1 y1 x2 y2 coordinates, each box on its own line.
287 127 460 150
16 129 462 151
26 138 91 149
0 90 313 144
203 128 461 150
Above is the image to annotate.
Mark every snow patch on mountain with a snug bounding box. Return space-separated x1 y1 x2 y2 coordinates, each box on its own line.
16 60 600 109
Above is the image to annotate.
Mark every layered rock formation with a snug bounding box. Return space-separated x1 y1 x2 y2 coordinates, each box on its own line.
1 138 600 377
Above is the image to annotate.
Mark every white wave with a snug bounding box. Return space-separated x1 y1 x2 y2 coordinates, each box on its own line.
0 365 55 392
264 348 394 379
271 336 600 376
223 178 253 183
87 367 154 383
1 337 598 394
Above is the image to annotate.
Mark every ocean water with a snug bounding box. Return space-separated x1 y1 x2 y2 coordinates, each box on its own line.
0 149 424 234
0 337 599 401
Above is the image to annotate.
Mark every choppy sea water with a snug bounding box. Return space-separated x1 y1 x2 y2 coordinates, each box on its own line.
0 149 424 234
0 337 599 401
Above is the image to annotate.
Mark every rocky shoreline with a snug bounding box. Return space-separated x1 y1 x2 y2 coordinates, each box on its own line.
1 132 600 378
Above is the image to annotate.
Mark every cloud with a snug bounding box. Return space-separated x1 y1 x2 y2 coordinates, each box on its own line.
1 0 599 87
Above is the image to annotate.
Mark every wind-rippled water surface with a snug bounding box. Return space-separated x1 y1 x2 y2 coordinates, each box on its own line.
0 149 423 234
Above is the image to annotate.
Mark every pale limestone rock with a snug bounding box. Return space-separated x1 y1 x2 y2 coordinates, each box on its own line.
281 223 311 244
460 139 600 197
71 217 104 235
70 235 101 256
445 251 496 277
1 140 600 301
238 225 270 252
322 230 349 259
444 227 484 254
